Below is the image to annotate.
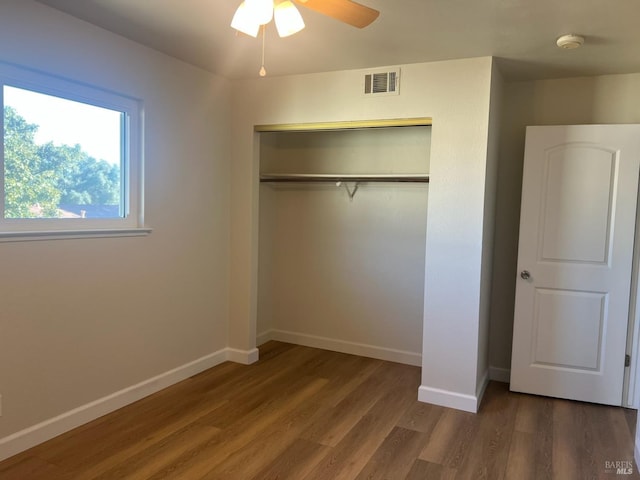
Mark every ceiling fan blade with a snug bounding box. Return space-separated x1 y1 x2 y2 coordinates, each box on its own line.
294 0 380 28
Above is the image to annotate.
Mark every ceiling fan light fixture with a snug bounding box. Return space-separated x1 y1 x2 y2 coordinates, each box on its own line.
229 0 381 76
231 2 260 37
245 0 274 25
274 1 305 37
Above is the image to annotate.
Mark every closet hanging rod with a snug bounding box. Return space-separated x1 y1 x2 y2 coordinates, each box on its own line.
260 173 429 183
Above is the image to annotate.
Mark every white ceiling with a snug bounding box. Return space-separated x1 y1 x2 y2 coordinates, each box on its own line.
35 0 640 81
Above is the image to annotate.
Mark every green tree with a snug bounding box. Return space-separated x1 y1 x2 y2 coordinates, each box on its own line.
37 143 86 203
72 155 120 205
38 143 120 206
4 107 121 218
4 106 60 218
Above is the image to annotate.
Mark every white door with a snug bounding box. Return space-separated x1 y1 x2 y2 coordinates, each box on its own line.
510 125 640 406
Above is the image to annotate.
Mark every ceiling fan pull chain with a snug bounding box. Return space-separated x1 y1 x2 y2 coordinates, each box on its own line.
259 24 267 77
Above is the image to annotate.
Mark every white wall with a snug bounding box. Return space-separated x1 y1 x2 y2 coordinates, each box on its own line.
490 72 640 373
257 128 430 364
231 57 497 412
0 0 231 457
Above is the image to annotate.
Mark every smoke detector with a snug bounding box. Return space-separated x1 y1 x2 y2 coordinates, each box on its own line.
556 34 584 49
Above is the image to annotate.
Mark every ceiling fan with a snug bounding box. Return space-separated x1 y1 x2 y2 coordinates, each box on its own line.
293 0 380 29
231 0 379 39
231 0 379 76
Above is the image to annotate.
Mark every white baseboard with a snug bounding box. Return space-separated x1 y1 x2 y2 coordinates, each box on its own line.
418 370 488 414
418 385 479 413
256 330 274 346
226 347 259 365
476 369 489 410
269 329 422 366
0 346 257 462
489 366 511 383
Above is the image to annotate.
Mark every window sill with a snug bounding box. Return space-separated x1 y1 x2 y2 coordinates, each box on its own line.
0 227 152 243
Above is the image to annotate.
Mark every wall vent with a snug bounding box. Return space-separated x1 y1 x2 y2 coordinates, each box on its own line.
363 69 400 96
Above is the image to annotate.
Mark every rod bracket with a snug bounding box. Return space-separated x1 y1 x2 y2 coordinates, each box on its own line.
342 181 359 200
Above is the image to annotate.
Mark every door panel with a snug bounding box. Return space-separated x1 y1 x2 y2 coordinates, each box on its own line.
540 146 616 264
532 288 606 370
510 125 640 406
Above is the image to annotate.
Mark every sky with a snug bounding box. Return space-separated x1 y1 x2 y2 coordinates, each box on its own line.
4 85 122 165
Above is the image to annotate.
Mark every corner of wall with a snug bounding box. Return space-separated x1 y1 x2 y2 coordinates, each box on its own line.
489 366 511 383
418 368 489 413
226 347 259 365
476 57 505 404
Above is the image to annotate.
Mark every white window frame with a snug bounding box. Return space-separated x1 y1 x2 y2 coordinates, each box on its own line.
0 61 149 241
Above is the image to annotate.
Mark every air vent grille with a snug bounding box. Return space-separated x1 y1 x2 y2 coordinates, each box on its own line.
372 73 388 93
363 69 400 96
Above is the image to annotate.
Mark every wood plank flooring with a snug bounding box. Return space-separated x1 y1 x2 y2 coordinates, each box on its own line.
1 341 638 479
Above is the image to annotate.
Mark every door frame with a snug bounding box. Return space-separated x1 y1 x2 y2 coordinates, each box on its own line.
624 178 640 408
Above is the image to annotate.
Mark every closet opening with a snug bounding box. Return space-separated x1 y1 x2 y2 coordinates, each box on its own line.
256 119 431 366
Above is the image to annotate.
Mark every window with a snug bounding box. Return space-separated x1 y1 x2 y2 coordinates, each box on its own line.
0 62 146 240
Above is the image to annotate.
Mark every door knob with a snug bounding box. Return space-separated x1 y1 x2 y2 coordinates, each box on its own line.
520 270 531 280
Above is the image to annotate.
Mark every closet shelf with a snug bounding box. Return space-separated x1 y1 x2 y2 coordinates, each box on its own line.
260 173 429 183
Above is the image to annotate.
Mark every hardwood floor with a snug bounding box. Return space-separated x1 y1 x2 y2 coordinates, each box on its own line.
1 341 638 479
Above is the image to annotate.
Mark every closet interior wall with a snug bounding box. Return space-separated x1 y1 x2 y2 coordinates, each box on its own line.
257 126 431 364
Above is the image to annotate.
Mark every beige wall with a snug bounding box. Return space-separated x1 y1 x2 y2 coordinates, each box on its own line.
490 72 640 372
0 0 231 442
231 57 497 408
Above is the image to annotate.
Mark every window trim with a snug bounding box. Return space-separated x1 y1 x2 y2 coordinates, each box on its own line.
0 61 146 239
0 227 152 243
